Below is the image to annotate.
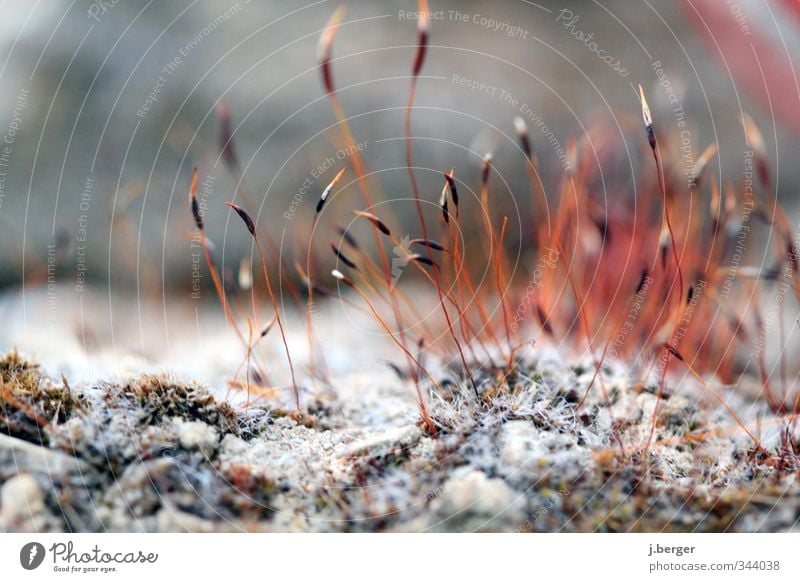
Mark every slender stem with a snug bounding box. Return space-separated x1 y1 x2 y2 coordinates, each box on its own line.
405 77 477 396
255 237 299 409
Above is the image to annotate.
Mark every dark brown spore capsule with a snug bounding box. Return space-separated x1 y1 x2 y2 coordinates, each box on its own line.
225 202 256 237
337 226 359 250
313 285 333 298
664 343 684 362
260 320 275 338
189 167 203 230
443 172 459 208
353 210 391 237
318 7 346 95
385 360 409 380
786 238 798 273
410 254 436 267
331 269 355 287
217 101 238 170
410 238 446 252
635 268 649 294
191 197 203 231
514 117 532 159
412 1 429 77
481 156 492 186
330 241 358 270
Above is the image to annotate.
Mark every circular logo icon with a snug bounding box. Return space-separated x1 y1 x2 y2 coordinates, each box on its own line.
19 542 45 570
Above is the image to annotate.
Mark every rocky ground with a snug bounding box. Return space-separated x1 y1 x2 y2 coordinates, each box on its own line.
1 347 799 533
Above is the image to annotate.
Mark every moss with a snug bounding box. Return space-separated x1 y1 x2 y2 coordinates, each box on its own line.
0 351 84 445
0 350 39 376
108 374 242 436
40 374 274 478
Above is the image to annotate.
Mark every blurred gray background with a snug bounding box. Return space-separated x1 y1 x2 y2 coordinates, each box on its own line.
1 0 799 296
